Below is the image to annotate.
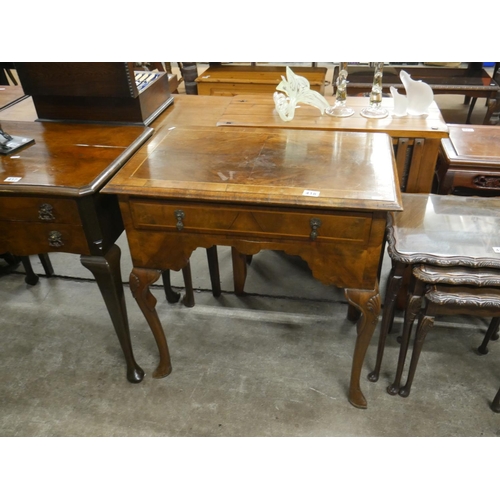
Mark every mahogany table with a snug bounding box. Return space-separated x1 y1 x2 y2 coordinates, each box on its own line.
103 123 403 409
436 124 500 194
0 121 152 382
369 193 500 389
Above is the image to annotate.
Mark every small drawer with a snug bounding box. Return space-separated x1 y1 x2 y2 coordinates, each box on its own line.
0 196 81 224
0 221 90 255
129 200 372 244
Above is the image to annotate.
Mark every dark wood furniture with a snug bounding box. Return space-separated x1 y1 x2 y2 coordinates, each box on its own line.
337 64 500 125
1 85 53 284
436 124 500 194
217 94 448 194
368 194 500 401
103 116 403 409
196 65 328 96
14 62 174 125
392 264 500 398
0 120 153 382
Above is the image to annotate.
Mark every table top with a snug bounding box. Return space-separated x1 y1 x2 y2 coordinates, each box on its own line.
441 124 500 165
387 193 500 268
103 125 403 212
216 95 448 138
0 121 152 196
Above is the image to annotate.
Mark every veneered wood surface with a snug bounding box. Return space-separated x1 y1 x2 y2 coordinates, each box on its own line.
103 126 402 212
443 124 500 164
0 121 153 196
216 95 448 138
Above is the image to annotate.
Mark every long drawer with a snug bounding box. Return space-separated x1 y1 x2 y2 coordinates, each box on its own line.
129 200 372 244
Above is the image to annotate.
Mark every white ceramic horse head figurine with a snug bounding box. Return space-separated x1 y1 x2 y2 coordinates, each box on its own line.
399 70 434 116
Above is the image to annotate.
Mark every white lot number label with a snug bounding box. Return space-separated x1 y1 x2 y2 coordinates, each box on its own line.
4 177 22 182
303 190 320 197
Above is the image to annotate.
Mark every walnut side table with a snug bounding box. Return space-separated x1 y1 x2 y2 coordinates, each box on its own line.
103 125 402 409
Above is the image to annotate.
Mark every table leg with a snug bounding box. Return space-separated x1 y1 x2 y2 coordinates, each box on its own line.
161 270 181 303
20 256 39 286
344 285 381 409
80 244 144 383
387 278 425 395
491 386 500 413
232 247 247 296
399 311 434 398
206 246 221 297
181 262 195 308
368 261 405 382
129 266 172 379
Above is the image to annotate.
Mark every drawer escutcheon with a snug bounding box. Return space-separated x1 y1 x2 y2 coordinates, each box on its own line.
48 231 64 247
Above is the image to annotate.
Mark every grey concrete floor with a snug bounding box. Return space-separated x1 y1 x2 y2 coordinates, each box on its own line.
1 66 500 438
2 234 500 437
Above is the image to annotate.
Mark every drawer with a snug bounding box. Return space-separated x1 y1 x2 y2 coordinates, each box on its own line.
129 200 372 243
0 196 81 224
0 221 90 255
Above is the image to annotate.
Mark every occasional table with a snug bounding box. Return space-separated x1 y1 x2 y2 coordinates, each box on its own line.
0 121 152 382
436 124 500 194
369 193 500 389
103 124 402 409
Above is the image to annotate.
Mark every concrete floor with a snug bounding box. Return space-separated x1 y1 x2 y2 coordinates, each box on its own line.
1 64 500 437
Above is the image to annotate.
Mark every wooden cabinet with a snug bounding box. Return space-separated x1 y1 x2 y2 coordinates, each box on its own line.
15 62 173 125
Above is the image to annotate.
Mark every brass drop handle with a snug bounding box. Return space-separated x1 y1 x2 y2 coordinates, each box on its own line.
39 203 55 221
48 231 64 247
174 209 185 231
310 218 322 241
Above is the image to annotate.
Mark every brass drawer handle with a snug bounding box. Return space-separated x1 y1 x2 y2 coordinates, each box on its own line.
39 203 55 221
174 209 185 231
48 231 64 247
310 218 322 240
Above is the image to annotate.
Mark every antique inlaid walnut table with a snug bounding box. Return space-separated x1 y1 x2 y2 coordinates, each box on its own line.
103 125 403 409
0 121 152 382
